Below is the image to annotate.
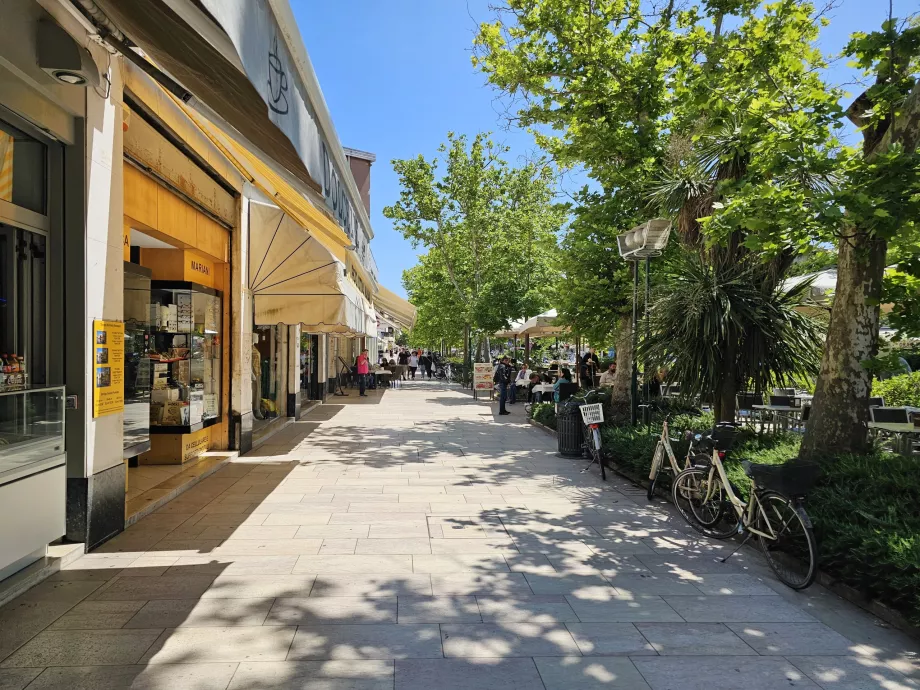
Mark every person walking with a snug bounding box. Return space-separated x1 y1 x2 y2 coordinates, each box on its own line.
355 348 370 397
494 355 512 415
408 351 419 379
422 351 433 379
580 347 600 388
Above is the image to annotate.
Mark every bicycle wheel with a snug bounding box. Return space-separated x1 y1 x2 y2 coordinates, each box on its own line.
647 443 664 500
672 468 738 539
757 492 818 590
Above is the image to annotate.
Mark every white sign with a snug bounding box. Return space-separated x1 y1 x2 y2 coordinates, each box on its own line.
201 0 370 259
473 363 494 392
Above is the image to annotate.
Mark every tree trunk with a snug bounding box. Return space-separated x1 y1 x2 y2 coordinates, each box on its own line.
611 314 633 404
800 232 887 457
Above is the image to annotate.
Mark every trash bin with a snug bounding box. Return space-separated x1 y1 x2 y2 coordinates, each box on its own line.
557 399 584 457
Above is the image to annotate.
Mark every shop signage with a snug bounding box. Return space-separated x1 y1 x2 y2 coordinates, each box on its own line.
182 429 210 462
92 319 125 417
473 363 494 392
189 259 211 277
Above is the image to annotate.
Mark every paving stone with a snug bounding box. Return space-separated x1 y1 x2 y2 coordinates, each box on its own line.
0 629 162 667
48 600 146 630
688 573 781 596
141 626 296 663
564 622 656 656
430 573 533 596
564 594 683 623
92 575 216 601
294 555 414 574
202 574 317 599
604 573 702 596
632 656 821 690
729 623 857 656
636 622 757 655
266 597 397 625
395 658 544 690
476 595 579 623
227 660 394 689
440 623 580 657
0 668 42 690
23 663 238 690
288 624 443 660
663 595 816 623
124 597 274 628
533 656 652 689
310 575 433 598
355 538 432 555
411 554 510 573
787 656 919 689
397 596 481 623
522 573 618 597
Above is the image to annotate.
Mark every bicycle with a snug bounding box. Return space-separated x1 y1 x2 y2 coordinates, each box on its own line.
646 416 707 500
579 392 606 481
671 429 820 590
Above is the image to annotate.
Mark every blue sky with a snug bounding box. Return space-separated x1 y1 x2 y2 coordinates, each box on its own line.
293 0 915 299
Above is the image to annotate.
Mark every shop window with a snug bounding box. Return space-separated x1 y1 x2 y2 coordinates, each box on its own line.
0 120 47 215
300 332 319 403
253 325 285 428
0 224 46 389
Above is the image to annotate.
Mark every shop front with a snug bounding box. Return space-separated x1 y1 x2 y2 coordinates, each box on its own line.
121 75 239 479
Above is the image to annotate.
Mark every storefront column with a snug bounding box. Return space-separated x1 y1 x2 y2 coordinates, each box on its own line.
64 59 128 549
288 324 301 415
231 190 254 453
317 334 328 401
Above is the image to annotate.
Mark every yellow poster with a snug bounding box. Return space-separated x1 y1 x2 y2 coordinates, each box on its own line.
93 319 125 417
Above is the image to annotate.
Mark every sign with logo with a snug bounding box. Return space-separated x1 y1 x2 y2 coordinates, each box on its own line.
92 319 125 417
473 363 494 392
200 0 372 270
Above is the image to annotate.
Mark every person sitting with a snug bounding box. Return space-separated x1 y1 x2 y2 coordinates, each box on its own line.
599 362 617 388
527 372 542 402
553 367 573 402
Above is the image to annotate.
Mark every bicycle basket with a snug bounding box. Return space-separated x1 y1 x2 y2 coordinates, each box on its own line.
579 403 604 425
742 460 821 497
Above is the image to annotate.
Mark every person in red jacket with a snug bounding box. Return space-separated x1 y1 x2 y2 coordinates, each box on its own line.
355 349 370 397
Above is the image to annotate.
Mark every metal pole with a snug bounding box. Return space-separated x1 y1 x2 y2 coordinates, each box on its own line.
631 261 639 426
644 256 651 427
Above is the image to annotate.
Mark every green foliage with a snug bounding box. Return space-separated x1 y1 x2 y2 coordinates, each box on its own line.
786 248 836 277
640 252 824 412
873 372 920 407
529 402 557 429
384 132 563 343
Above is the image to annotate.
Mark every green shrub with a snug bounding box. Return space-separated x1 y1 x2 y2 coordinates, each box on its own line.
530 402 557 429
598 414 920 626
873 372 920 407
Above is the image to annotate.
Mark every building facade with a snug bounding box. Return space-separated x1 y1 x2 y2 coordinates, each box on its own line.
0 0 414 588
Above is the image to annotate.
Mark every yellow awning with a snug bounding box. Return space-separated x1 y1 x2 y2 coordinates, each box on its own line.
375 285 417 330
171 94 352 261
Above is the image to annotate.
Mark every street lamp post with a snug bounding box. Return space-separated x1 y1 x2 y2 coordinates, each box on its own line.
616 219 672 426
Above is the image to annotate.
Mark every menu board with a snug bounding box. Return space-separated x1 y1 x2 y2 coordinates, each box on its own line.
93 319 125 417
473 363 494 392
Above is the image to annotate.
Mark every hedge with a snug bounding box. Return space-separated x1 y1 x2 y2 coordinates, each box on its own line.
873 372 920 408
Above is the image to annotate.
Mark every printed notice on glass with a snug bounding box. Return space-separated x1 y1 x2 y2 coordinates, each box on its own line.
93 319 125 417
473 363 494 392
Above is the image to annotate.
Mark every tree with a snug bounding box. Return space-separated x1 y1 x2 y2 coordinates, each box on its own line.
384 132 563 355
642 252 825 419
475 0 844 421
555 192 637 402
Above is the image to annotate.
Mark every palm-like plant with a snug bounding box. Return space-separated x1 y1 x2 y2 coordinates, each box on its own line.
641 251 824 422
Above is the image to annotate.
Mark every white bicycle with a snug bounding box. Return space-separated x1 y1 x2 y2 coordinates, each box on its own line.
646 416 706 500
580 398 606 481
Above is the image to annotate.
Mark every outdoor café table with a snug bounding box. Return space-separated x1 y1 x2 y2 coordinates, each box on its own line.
374 370 393 388
868 421 920 457
532 383 555 403
752 404 803 432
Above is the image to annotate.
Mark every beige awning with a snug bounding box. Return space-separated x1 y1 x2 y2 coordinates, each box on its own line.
374 286 417 331
250 199 366 333
519 309 565 337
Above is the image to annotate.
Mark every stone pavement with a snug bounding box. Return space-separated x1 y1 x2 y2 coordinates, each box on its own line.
0 380 917 689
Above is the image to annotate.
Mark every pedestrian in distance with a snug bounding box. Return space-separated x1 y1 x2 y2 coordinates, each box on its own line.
580 347 600 388
355 348 370 397
510 360 529 405
408 351 419 379
599 361 617 388
494 355 512 415
554 367 573 402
